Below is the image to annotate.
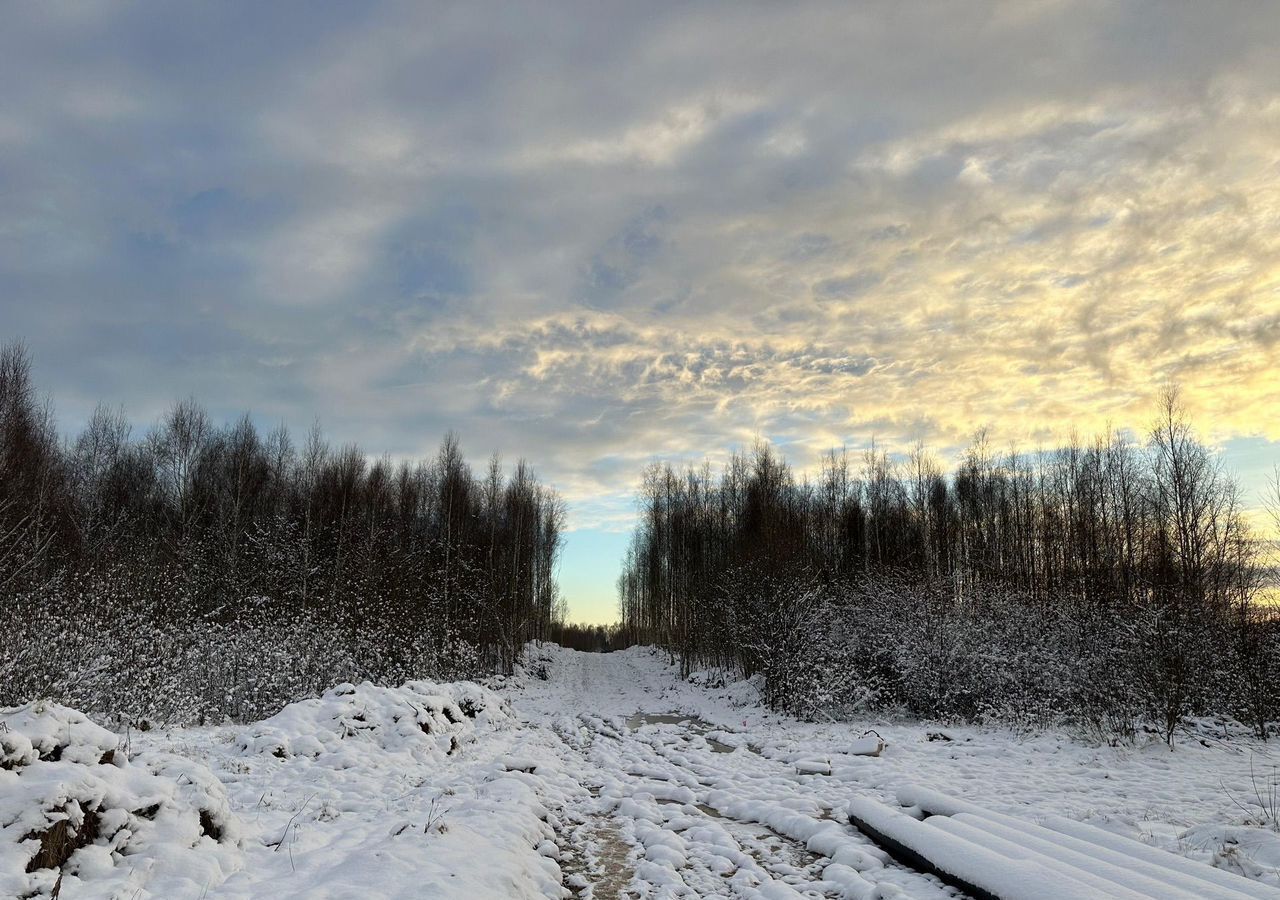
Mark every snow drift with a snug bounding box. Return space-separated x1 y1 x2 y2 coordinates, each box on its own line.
235 679 514 764
0 701 241 899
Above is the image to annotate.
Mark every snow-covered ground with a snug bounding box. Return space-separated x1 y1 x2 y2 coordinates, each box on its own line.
4 644 1280 897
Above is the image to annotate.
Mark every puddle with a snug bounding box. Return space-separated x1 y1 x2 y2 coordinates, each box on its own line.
626 713 703 730
655 798 724 820
625 712 755 755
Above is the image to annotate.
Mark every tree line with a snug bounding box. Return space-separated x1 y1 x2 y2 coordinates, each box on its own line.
0 342 565 723
550 622 634 654
619 391 1280 741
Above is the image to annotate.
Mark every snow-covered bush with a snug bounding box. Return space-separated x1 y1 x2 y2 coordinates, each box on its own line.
0 568 489 725
699 570 1280 740
0 701 241 899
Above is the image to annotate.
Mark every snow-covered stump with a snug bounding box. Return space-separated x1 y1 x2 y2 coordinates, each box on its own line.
0 702 241 899
795 759 833 776
848 734 885 757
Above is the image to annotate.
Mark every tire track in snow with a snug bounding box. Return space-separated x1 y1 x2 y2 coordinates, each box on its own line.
535 653 643 899
582 709 960 898
611 720 892 898
518 647 966 899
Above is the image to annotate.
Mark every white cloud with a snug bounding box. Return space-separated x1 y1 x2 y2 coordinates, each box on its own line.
254 204 402 305
3 0 1280 567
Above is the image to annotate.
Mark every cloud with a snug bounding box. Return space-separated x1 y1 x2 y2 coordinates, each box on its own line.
2 1 1280 570
538 93 761 167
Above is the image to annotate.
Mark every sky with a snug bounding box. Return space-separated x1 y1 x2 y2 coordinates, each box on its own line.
2 2 1279 624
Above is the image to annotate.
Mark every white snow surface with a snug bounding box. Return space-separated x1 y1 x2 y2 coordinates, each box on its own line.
3 645 1280 897
1 701 240 899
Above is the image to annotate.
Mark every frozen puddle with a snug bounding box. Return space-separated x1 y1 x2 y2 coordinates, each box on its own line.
655 798 724 819
626 712 703 730
626 712 746 754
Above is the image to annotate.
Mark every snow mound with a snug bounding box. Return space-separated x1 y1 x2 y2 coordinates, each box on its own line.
0 701 241 899
236 679 514 764
1181 824 1280 884
863 786 1280 899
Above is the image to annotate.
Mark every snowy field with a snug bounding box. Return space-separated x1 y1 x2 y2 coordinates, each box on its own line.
4 644 1280 898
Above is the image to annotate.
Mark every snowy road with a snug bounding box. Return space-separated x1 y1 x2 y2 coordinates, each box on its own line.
516 648 963 899
514 647 1280 900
